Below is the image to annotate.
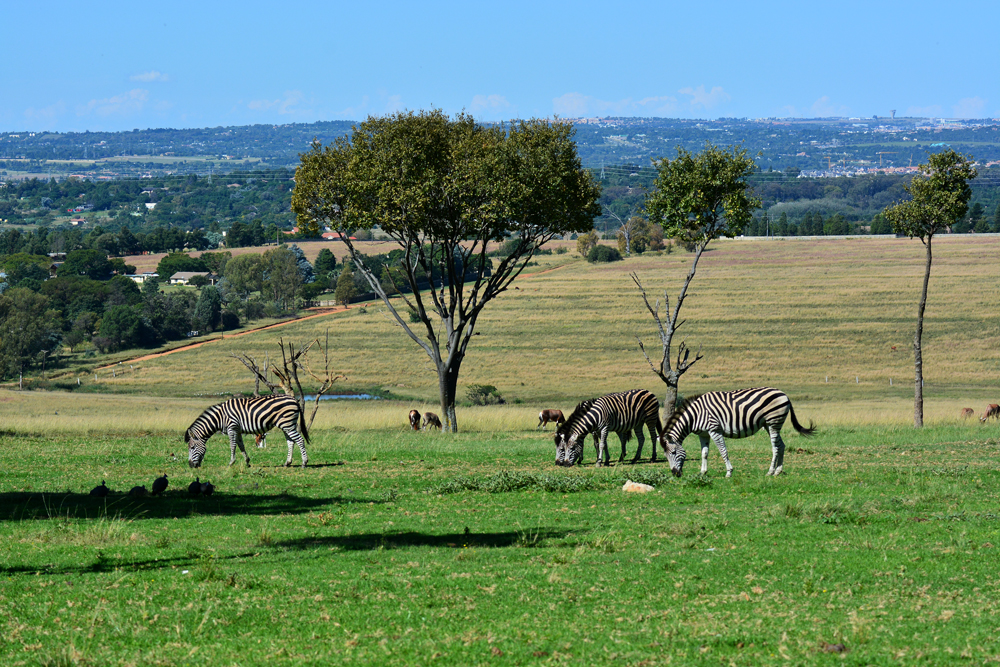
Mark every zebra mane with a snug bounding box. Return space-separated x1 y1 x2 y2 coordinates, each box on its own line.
558 398 597 436
663 393 703 438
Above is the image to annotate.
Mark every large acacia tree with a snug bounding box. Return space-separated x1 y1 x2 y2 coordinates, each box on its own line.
292 110 601 431
635 143 760 420
883 149 976 427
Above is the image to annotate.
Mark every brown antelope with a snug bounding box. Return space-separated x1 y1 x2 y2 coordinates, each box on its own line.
408 409 421 431
960 407 976 420
981 404 1000 423
537 409 565 430
422 412 442 430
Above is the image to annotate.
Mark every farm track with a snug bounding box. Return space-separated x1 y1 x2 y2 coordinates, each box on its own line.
97 306 348 367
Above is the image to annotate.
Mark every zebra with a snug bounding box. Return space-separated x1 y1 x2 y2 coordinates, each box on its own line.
554 390 662 467
660 387 815 478
184 395 310 468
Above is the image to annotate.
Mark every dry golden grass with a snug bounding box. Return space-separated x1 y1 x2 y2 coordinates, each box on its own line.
6 236 999 430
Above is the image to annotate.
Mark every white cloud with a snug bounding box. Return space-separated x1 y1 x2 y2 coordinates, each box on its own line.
906 104 943 117
678 85 731 112
470 94 511 118
24 101 67 123
809 96 849 117
247 90 308 115
552 93 678 117
78 89 149 117
952 96 986 118
130 71 169 82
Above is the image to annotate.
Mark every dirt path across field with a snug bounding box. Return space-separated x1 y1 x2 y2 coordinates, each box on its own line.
101 306 351 367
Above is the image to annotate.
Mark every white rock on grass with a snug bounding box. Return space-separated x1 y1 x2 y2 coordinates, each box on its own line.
622 480 655 493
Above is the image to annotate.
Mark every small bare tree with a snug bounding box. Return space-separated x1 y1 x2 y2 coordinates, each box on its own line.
232 330 345 429
632 273 703 422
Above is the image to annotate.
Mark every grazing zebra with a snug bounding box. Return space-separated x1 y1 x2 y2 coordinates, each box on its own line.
660 387 815 478
554 399 597 466
185 395 310 468
554 390 662 467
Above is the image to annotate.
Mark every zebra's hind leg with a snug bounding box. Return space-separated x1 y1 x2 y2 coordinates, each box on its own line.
282 428 308 468
630 427 644 464
767 428 786 475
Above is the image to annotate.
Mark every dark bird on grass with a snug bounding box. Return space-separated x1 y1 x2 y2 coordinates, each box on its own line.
188 477 202 495
200 481 215 496
90 480 110 497
128 485 148 498
151 474 168 496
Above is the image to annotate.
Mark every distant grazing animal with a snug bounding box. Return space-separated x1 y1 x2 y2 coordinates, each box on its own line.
422 412 442 431
90 480 110 497
537 409 566 430
188 477 202 495
255 433 267 448
960 407 976 420
555 390 662 467
408 410 421 431
982 404 1000 423
128 485 148 499
661 387 815 478
151 474 168 496
200 481 215 496
184 395 310 468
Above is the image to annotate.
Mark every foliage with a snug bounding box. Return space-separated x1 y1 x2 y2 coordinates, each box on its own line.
334 264 357 305
261 246 302 313
193 285 222 332
58 248 113 280
0 288 62 378
575 230 599 256
615 216 663 255
156 252 208 280
586 244 622 263
292 110 600 431
466 384 505 406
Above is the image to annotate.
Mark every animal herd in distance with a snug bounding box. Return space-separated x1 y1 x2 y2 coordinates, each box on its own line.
177 390 997 477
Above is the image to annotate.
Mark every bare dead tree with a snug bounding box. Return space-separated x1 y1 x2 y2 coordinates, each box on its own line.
632 272 703 422
231 330 345 429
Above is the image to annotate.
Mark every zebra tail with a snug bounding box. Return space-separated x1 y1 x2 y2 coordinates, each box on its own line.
789 403 816 437
299 405 311 444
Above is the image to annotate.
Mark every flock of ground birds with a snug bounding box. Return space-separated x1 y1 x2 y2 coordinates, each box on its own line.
88 474 214 499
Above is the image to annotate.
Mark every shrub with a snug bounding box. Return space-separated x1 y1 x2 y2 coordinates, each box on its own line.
586 245 622 263
467 383 505 406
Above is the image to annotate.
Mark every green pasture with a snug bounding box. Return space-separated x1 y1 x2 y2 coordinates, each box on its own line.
2 415 1000 666
2 235 999 665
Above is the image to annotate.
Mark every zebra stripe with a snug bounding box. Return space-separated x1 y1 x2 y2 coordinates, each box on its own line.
185 395 311 468
554 389 662 467
660 387 815 478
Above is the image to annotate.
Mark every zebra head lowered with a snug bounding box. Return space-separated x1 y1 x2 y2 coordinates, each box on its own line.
554 398 597 466
185 427 210 468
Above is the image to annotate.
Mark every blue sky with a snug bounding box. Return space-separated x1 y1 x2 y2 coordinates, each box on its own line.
3 0 996 132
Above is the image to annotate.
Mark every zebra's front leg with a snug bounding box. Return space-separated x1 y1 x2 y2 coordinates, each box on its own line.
616 431 629 464
229 429 251 467
595 429 610 467
709 431 734 477
767 428 786 476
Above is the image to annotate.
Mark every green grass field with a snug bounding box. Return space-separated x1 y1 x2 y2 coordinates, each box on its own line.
2 236 999 665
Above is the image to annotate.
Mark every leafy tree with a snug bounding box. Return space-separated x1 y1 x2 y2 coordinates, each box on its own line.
576 230 599 256
883 149 976 427
98 305 143 352
334 263 357 305
993 203 1000 233
156 252 207 280
586 245 622 262
261 246 301 312
194 285 222 332
0 288 61 380
223 253 263 320
870 213 892 235
293 110 600 431
287 244 315 284
638 143 761 420
616 216 663 255
314 248 336 276
200 251 232 277
59 248 113 280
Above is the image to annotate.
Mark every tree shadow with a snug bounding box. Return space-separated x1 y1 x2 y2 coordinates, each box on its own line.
0 490 385 522
275 528 571 552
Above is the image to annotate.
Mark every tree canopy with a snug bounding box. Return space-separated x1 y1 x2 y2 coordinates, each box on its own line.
292 109 601 430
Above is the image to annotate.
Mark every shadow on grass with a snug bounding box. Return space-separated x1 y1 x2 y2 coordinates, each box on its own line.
0 490 384 522
275 528 572 551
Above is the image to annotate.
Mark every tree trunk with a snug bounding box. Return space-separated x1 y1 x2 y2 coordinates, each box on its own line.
437 355 463 433
913 235 932 428
661 374 679 426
